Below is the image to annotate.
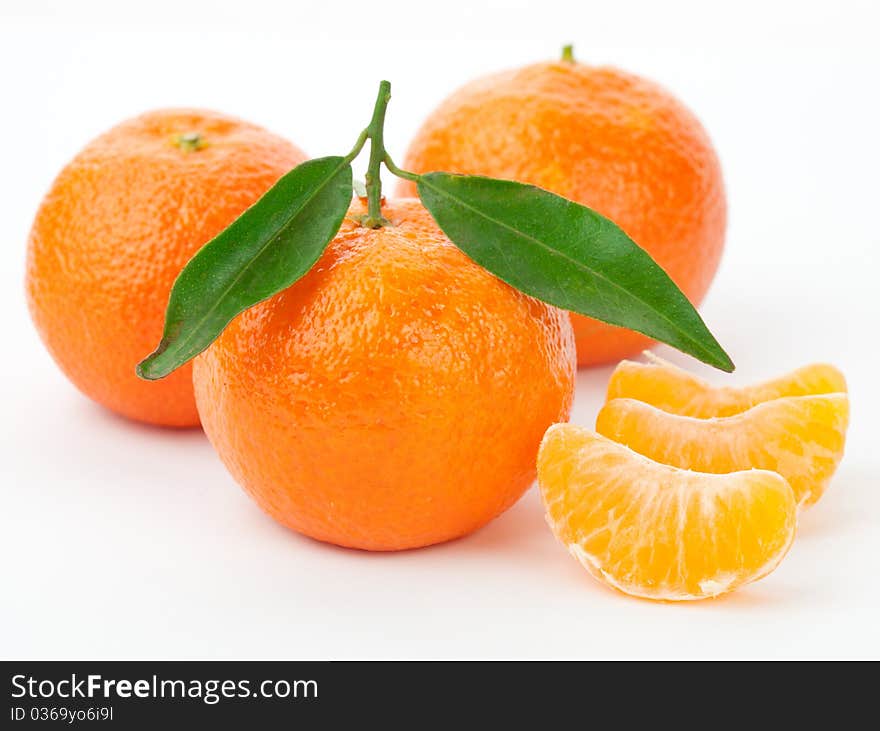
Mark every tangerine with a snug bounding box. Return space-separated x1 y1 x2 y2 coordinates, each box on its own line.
398 54 726 366
26 109 306 426
193 198 576 550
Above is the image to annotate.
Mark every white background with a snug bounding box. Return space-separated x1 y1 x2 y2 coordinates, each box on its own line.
2 0 878 659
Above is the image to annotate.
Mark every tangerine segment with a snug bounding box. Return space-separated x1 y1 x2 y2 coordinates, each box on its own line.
537 425 797 601
607 353 846 418
596 394 849 506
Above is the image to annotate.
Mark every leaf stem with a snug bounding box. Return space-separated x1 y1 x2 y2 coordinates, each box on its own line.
361 80 392 228
384 153 420 183
561 44 575 62
344 128 369 164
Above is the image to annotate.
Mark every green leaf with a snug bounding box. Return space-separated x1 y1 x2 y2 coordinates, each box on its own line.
417 173 734 372
137 156 353 380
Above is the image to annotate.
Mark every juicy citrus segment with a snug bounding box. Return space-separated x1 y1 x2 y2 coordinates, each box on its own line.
537 425 796 601
607 353 847 418
596 394 849 506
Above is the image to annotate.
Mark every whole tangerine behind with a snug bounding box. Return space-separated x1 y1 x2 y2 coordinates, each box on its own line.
193 198 576 551
26 109 307 426
398 53 726 366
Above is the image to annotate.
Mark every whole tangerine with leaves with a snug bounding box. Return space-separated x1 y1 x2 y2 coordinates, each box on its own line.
398 47 727 366
192 197 577 550
26 109 306 426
